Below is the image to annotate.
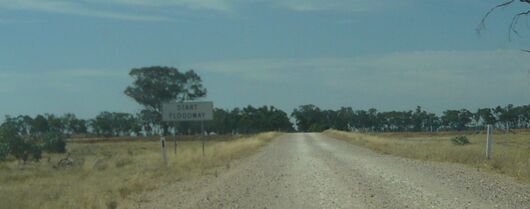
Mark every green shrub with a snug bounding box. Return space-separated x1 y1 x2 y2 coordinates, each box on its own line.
41 132 66 153
0 143 8 160
0 125 15 161
27 143 42 162
308 124 326 132
0 125 42 162
9 137 42 162
451 136 470 145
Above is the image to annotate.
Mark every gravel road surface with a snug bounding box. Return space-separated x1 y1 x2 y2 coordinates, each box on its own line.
136 133 530 209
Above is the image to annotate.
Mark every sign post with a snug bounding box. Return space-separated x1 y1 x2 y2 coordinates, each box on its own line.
201 121 205 156
160 136 168 167
173 121 177 155
162 101 214 158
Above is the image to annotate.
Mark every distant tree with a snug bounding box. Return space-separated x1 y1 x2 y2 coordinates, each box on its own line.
231 105 293 133
130 118 143 136
425 113 440 132
229 108 242 133
204 106 292 134
0 123 41 162
442 109 472 131
239 106 258 133
72 119 88 135
2 116 22 135
367 108 379 131
41 132 66 153
335 107 354 131
493 105 511 129
32 115 49 135
476 108 497 127
459 109 474 130
210 109 230 134
90 112 113 136
0 126 10 160
352 110 369 131
46 114 64 133
0 142 7 161
378 111 393 131
495 104 524 129
322 110 338 130
520 105 530 128
137 110 159 136
412 106 429 131
17 115 33 135
61 113 78 135
268 106 294 132
89 112 139 137
291 105 324 132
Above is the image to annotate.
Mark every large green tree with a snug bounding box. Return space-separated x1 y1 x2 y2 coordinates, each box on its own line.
124 66 207 134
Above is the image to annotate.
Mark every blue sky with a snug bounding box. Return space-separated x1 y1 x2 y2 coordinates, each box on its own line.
1 0 529 118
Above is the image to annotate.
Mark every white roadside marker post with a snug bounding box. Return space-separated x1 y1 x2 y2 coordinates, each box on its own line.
161 136 168 167
173 121 178 155
201 120 205 157
486 125 493 160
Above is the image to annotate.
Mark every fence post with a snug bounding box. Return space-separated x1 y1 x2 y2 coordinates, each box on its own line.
173 122 177 155
486 125 493 160
160 136 168 166
201 120 205 157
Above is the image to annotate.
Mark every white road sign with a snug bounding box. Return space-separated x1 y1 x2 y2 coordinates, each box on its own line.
162 101 213 122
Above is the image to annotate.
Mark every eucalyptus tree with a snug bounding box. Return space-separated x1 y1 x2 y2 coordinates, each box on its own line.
291 105 324 132
32 115 49 135
124 66 207 135
441 109 473 131
335 107 354 131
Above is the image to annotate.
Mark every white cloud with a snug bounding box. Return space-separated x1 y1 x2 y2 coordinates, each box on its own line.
49 69 128 78
0 0 171 21
272 0 394 12
0 69 129 94
0 0 238 21
0 0 413 21
105 0 397 13
0 18 39 24
197 50 530 79
0 69 137 118
195 50 530 109
109 0 235 12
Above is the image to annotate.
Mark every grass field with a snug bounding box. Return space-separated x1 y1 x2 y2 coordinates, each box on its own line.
324 129 530 184
0 132 281 209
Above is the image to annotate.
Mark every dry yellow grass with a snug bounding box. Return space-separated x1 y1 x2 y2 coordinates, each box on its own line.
0 132 282 209
324 129 530 184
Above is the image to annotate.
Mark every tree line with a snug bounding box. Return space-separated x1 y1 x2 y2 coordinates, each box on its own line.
0 106 293 163
291 104 530 132
0 105 293 138
2 66 529 163
3 103 528 139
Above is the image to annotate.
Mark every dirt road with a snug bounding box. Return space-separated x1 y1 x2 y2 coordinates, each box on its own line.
136 133 530 209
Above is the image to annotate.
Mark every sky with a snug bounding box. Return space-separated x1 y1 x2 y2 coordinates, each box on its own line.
1 0 530 119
